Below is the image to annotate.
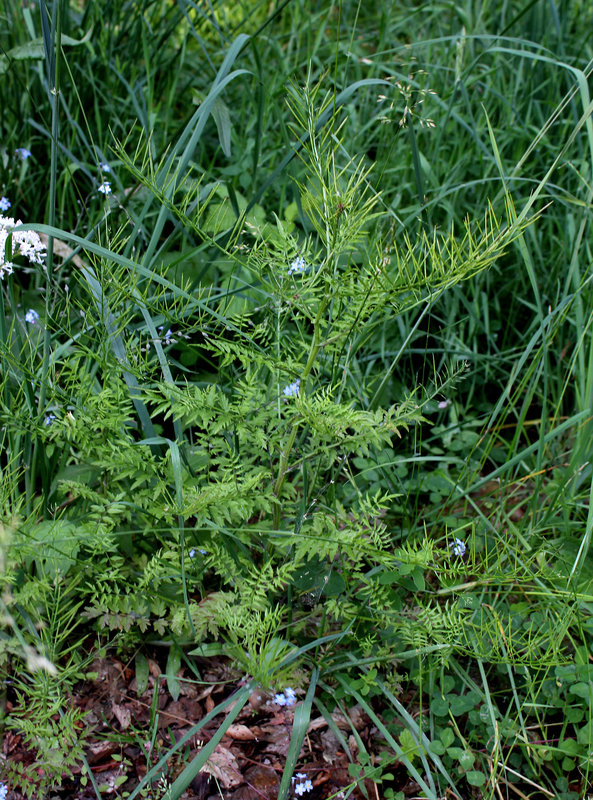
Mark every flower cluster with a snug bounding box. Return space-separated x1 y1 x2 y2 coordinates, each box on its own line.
25 308 39 324
288 256 307 275
0 782 8 800
451 538 466 557
274 687 296 707
283 379 300 398
157 326 175 345
0 215 47 279
292 773 313 795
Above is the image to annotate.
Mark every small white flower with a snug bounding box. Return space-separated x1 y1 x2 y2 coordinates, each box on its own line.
25 309 39 323
15 148 32 160
284 687 296 705
438 399 451 409
288 256 307 275
294 778 313 795
0 262 14 280
451 538 466 557
0 197 11 212
98 162 111 172
98 181 111 195
283 379 300 398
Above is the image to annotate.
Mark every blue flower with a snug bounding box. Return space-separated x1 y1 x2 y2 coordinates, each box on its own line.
157 326 174 345
98 162 111 172
0 782 8 800
288 256 307 275
15 148 31 160
275 687 296 707
0 197 11 212
451 538 466 557
98 181 111 195
25 309 39 324
283 379 300 398
44 413 57 426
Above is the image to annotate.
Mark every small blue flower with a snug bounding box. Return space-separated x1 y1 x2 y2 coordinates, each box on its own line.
98 162 111 172
275 687 296 707
288 256 307 275
15 147 32 160
25 309 39 324
0 197 11 212
0 782 8 800
451 538 466 557
157 326 174 345
283 379 300 398
98 181 111 195
44 413 57 426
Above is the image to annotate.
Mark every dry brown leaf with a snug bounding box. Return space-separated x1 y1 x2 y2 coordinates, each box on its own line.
38 233 87 269
112 703 131 730
226 723 257 740
201 744 242 789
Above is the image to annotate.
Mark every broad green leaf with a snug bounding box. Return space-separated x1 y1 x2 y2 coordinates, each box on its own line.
166 644 182 702
0 29 93 74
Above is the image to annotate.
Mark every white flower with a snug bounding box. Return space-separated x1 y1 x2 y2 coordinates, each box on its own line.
284 687 296 705
0 197 11 212
283 379 300 398
451 538 466 557
438 399 451 409
25 309 39 323
15 148 32 160
288 256 307 275
1 217 47 275
0 262 14 279
98 162 111 172
294 776 313 795
98 181 111 195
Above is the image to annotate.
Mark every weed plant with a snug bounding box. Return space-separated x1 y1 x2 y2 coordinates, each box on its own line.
1 1 593 799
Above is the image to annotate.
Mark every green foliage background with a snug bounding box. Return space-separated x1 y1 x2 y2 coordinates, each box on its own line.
1 0 593 798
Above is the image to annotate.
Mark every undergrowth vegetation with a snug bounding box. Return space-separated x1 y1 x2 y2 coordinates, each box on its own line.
1 0 593 798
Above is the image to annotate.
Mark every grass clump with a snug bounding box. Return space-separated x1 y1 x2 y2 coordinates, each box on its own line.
1 1 593 799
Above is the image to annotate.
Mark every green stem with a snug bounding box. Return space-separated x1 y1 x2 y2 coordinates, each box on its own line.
273 296 328 529
33 0 61 514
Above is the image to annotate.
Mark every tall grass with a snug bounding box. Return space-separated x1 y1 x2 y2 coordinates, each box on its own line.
1 1 593 799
